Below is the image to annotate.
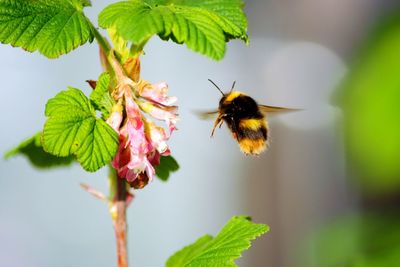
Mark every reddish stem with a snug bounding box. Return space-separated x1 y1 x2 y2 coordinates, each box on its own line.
114 176 128 267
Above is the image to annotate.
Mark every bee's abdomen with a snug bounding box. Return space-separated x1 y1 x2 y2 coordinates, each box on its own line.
238 118 267 139
237 118 268 155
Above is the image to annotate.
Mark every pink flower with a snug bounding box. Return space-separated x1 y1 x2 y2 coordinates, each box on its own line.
139 82 177 106
109 73 177 189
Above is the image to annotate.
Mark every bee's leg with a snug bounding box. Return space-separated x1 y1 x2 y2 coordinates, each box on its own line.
211 116 224 137
232 132 238 140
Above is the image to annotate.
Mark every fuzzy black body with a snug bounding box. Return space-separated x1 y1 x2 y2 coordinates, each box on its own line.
206 79 297 155
218 92 268 155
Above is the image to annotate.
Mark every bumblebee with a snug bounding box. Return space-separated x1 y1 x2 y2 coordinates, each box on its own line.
204 79 297 155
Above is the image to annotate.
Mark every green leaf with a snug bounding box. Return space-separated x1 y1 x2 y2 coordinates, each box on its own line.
0 0 94 58
43 88 119 172
167 235 213 267
167 216 269 267
4 132 74 169
155 155 179 181
80 0 92 7
169 0 248 43
98 0 248 60
90 72 115 119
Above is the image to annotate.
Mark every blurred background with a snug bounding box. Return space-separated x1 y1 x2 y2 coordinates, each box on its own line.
1 0 400 266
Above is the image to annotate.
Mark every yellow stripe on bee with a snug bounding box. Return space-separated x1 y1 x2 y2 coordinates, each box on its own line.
225 91 244 102
238 138 267 155
239 118 267 130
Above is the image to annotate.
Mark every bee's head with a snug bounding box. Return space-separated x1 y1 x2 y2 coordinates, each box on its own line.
220 91 244 108
219 94 228 108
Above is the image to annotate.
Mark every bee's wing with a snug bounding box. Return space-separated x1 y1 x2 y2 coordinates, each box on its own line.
259 105 302 114
195 110 220 120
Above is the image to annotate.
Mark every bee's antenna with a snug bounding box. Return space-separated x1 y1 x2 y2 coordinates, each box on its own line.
230 81 236 93
208 79 224 96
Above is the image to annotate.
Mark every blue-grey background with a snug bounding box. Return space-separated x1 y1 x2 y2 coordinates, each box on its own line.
1 1 399 267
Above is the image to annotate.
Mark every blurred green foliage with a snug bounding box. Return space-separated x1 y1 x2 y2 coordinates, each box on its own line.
307 213 400 267
155 155 179 181
337 14 400 195
309 13 400 267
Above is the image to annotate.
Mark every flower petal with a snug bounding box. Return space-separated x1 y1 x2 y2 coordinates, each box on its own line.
139 82 177 106
146 121 169 154
138 100 178 135
109 74 178 187
106 109 123 132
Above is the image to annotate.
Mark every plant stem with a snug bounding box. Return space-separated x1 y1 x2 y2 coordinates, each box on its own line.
92 24 111 55
110 169 129 267
115 176 128 267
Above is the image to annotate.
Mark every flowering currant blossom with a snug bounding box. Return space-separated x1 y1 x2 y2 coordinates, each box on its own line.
107 58 178 189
